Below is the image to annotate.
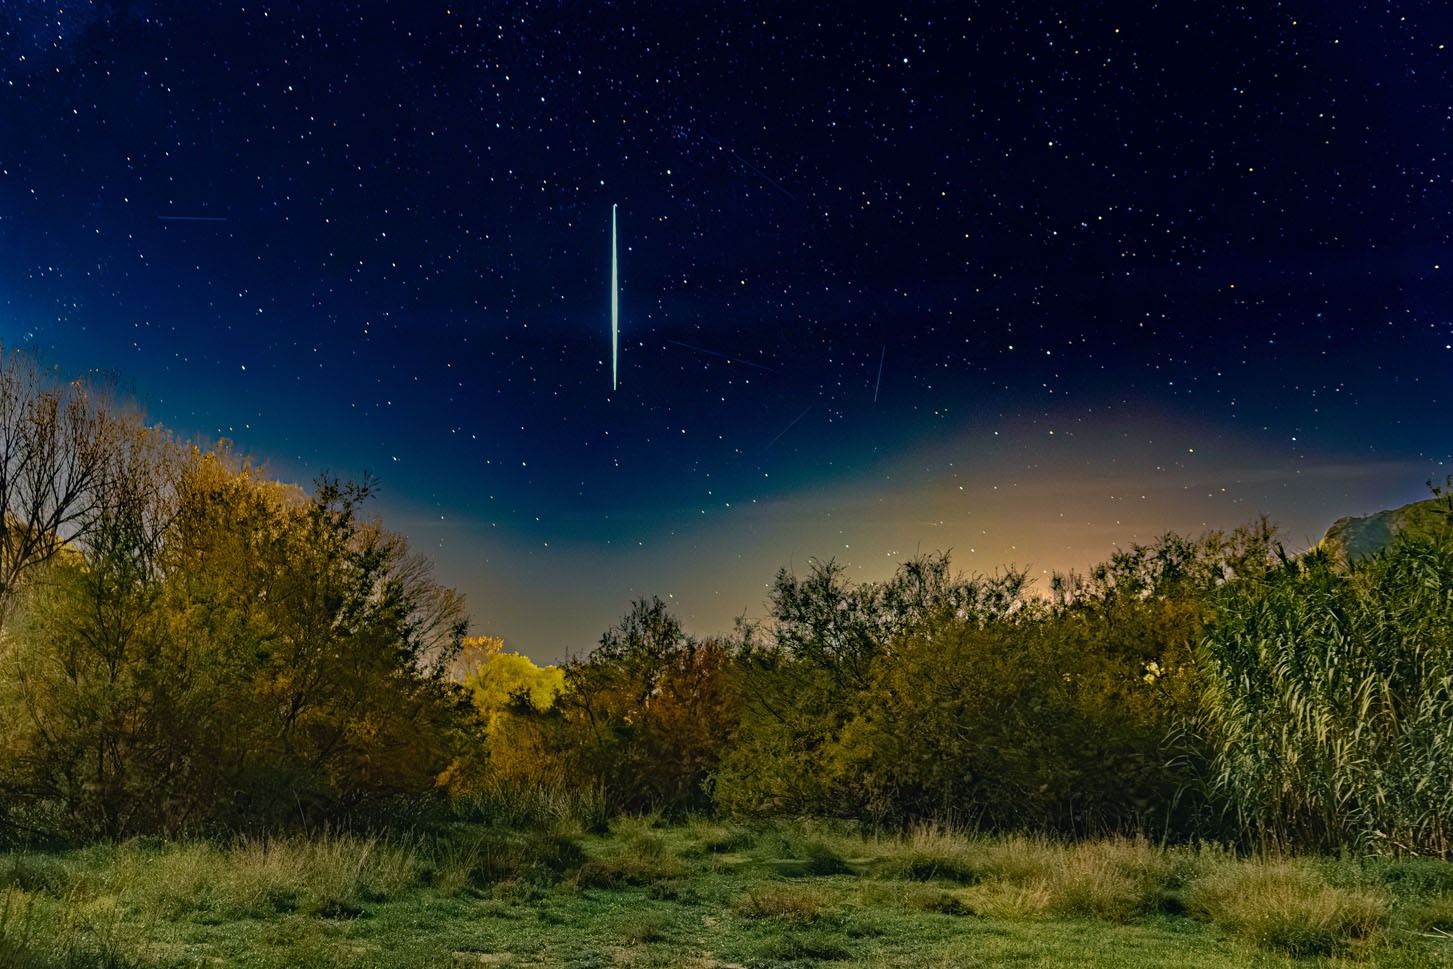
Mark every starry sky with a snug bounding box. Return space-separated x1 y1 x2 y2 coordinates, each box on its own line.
2 2 1450 661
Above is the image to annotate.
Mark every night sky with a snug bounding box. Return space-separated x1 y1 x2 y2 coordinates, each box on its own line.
3 2 1449 661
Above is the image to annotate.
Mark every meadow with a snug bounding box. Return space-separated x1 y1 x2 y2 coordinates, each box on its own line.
4 812 1453 969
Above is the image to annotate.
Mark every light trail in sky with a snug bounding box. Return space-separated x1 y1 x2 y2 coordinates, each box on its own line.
611 203 619 392
664 339 781 374
766 405 812 448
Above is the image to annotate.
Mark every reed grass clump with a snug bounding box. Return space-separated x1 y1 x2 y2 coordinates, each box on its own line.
0 854 68 895
0 889 42 967
745 819 863 879
1406 893 1453 935
758 929 852 962
1 885 144 969
679 818 756 855
1200 538 1453 855
450 778 611 835
904 887 976 916
430 826 584 895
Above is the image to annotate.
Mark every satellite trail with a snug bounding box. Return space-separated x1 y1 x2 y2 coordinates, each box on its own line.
664 339 781 374
766 406 812 448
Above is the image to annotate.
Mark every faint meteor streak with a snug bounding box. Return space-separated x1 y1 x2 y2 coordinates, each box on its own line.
611 203 619 392
873 345 885 403
766 406 812 448
665 339 780 374
700 130 798 202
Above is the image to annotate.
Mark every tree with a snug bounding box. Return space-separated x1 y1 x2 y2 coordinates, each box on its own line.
718 535 1278 832
212 474 469 825
0 426 189 838
716 554 1026 817
0 348 128 629
554 597 739 812
441 638 564 794
0 442 473 839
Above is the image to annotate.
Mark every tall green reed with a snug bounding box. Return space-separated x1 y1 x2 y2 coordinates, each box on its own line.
1200 538 1453 854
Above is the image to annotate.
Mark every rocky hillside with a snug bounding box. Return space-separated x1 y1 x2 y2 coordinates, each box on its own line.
1320 493 1453 567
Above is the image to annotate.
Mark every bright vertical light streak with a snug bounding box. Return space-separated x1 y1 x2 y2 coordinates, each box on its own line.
611 203 619 392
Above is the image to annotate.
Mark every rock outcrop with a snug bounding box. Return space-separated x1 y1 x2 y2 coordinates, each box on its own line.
1320 494 1453 567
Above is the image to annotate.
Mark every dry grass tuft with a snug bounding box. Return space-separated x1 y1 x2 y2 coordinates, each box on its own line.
904 887 976 916
733 884 830 925
1407 893 1453 934
959 835 1180 923
575 831 688 890
876 824 982 885
108 832 424 920
1186 857 1390 955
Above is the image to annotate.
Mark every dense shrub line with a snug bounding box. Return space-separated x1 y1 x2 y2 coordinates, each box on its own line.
472 528 1271 839
469 503 1453 854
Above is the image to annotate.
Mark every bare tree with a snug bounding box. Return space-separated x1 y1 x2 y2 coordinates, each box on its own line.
0 347 125 628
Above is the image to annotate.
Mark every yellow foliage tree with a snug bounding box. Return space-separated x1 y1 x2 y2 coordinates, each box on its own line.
0 435 471 839
447 642 565 792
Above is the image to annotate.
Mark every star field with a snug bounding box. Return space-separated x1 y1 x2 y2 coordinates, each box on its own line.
2 2 1449 658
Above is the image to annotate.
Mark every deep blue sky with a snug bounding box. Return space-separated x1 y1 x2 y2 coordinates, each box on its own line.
2 2 1449 660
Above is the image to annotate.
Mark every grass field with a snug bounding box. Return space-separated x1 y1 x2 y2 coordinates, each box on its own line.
4 817 1453 968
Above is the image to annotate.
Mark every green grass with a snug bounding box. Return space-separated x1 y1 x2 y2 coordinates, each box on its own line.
3 820 1452 967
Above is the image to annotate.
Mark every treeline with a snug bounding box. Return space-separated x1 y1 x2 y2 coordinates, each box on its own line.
463 533 1259 837
2 350 1451 856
